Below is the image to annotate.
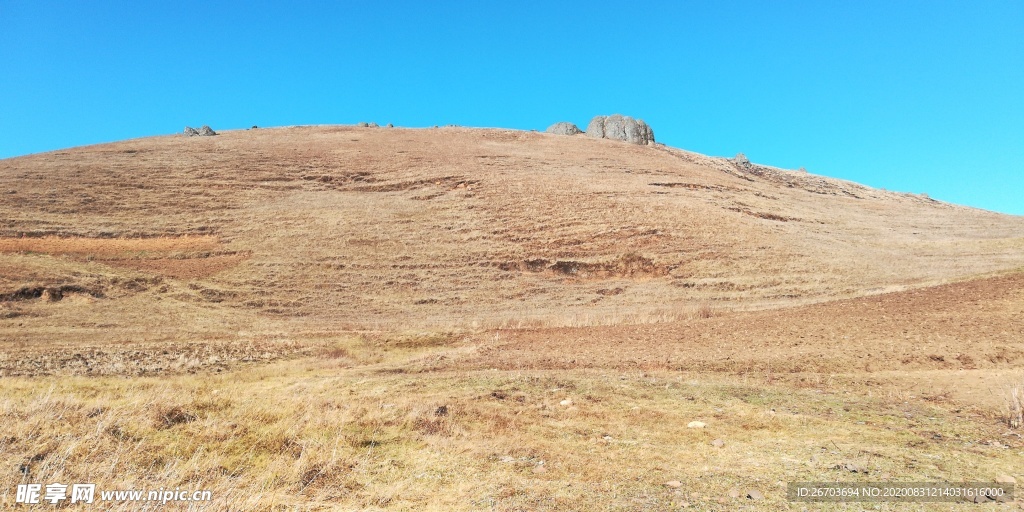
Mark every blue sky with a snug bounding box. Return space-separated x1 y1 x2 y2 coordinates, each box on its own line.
1 1 1021 214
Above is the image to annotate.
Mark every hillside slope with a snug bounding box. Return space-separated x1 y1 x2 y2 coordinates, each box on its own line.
1 125 1023 337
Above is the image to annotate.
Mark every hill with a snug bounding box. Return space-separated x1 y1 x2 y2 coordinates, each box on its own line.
2 125 1022 339
1 126 1022 510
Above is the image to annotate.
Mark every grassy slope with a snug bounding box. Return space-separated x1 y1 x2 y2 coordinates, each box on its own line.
1 126 1023 333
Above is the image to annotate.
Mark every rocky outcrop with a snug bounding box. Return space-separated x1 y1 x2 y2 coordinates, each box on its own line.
184 126 217 136
546 122 582 136
586 114 654 145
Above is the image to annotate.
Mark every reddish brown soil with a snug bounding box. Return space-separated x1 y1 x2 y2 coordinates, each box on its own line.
100 254 249 278
0 235 219 255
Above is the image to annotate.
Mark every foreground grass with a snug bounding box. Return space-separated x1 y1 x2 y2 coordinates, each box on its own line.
1 340 1021 510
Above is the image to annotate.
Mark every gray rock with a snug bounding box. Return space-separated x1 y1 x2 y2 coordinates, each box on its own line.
746 489 764 500
184 126 216 137
546 122 582 136
733 153 750 166
385 123 393 128
368 122 379 128
356 122 369 128
585 114 655 145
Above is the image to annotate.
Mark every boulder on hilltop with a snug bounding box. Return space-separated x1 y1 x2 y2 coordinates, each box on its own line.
585 115 655 145
546 122 582 136
732 153 750 167
184 126 217 137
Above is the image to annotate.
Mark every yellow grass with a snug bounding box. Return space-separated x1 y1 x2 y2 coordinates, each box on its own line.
3 345 1020 511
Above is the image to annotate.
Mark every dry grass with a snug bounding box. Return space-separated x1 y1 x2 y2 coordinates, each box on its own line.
2 353 1021 511
1006 378 1024 429
0 235 219 256
2 126 1023 331
696 302 714 319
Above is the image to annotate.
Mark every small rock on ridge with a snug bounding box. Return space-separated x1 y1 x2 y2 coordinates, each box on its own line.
184 126 217 136
546 122 582 136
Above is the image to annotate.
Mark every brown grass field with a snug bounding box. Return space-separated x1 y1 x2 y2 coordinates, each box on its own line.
1 125 1022 510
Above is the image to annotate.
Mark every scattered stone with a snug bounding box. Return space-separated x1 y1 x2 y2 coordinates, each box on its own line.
687 421 706 429
532 465 547 474
546 122 582 136
183 126 199 136
586 114 655 145
966 494 986 503
386 123 393 128
664 480 682 488
434 405 448 417
711 439 725 448
251 125 258 129
746 489 764 500
559 399 572 406
995 474 1016 484
733 152 750 167
368 122 379 128
356 122 369 127
728 488 740 498
834 462 866 473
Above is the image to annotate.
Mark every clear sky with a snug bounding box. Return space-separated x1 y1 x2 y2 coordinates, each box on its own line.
1 1 1021 214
